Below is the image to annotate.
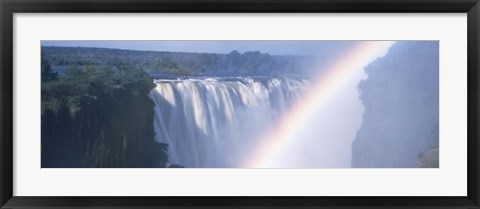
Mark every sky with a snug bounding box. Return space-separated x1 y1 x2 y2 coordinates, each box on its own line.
41 40 356 56
40 40 399 168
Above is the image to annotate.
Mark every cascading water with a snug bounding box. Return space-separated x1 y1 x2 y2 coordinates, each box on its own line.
148 77 310 168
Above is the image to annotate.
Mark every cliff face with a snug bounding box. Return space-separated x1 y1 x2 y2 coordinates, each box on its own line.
352 42 439 168
41 63 168 168
417 147 439 168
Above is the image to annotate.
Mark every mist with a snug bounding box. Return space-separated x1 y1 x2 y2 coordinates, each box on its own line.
264 41 394 168
275 41 439 168
352 41 439 168
149 77 311 167
40 41 439 168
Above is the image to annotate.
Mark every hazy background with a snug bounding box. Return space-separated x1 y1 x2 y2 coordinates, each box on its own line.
41 41 439 168
42 40 355 56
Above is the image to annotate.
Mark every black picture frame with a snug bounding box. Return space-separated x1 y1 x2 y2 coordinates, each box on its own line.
1 0 479 208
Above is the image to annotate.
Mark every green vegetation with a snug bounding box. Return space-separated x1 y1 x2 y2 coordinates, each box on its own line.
41 58 169 168
40 46 305 167
41 46 302 76
41 57 57 82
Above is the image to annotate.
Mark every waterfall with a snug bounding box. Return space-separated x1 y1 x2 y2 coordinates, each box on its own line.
148 77 310 168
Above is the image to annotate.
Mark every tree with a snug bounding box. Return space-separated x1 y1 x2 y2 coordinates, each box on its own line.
41 58 57 82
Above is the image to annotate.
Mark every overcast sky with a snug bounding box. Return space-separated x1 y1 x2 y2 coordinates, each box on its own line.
41 40 357 56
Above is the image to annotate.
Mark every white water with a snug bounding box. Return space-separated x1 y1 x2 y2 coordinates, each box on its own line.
148 77 310 167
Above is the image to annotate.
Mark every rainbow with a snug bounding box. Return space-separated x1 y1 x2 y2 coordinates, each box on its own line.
243 41 395 168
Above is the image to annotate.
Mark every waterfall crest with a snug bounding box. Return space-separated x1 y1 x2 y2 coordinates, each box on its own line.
148 77 309 167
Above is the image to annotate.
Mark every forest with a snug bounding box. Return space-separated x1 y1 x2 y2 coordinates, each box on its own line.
41 46 302 167
41 57 172 167
41 46 302 77
41 42 439 168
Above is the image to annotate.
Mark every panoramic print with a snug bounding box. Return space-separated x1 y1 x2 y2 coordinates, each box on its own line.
40 41 439 168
